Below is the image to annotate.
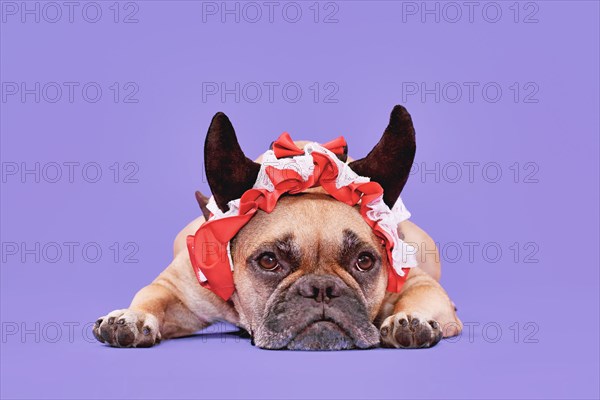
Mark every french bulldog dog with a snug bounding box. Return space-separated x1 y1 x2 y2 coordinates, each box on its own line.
93 105 462 350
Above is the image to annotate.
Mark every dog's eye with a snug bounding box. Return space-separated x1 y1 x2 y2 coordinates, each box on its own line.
355 253 375 272
258 252 279 271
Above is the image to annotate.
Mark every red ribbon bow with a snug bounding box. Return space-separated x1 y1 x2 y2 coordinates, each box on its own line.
187 133 409 300
272 132 347 159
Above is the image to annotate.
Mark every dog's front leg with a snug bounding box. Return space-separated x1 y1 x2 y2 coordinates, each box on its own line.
377 268 462 349
93 251 238 348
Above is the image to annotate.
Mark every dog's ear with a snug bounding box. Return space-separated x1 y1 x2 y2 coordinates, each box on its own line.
204 112 261 212
195 190 212 220
348 105 416 207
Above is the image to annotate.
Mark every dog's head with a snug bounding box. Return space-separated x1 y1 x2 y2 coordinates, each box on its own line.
203 106 416 350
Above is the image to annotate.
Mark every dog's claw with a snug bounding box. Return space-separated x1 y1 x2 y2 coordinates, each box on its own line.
93 309 161 348
380 312 443 349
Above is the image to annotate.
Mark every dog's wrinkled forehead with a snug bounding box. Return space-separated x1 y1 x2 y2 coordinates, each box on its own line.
232 193 381 263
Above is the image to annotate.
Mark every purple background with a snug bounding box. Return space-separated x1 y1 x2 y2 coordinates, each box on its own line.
1 1 599 399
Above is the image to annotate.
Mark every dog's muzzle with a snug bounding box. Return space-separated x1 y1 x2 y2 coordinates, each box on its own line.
254 275 381 351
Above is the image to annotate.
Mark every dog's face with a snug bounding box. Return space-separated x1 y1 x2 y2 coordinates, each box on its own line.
203 105 416 350
231 193 387 350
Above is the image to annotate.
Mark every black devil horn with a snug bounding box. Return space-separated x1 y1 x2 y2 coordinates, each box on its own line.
204 112 261 212
348 105 416 207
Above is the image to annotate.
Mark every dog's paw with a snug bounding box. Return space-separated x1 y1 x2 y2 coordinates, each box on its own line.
93 309 161 348
379 311 443 349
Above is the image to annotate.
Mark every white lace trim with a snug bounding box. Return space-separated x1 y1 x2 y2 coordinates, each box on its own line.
199 142 415 281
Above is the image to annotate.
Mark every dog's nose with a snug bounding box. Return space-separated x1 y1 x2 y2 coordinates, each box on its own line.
297 276 342 303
